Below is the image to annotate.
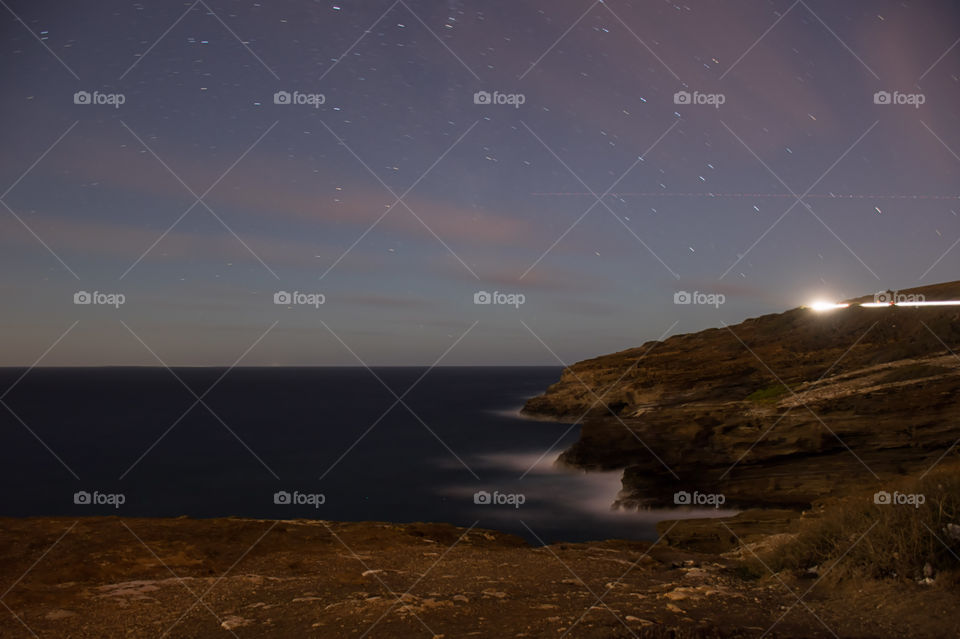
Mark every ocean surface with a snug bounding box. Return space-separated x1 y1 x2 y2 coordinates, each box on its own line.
0 367 729 543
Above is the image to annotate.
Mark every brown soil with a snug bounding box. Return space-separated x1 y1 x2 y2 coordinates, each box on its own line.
1 516 957 638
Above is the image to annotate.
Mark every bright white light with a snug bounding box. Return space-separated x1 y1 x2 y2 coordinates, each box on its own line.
894 300 960 307
860 302 890 308
809 301 850 311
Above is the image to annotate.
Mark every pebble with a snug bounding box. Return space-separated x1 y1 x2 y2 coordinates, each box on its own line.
44 609 76 620
221 615 252 630
625 616 654 626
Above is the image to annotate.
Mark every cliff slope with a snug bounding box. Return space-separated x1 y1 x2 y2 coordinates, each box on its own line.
523 281 960 508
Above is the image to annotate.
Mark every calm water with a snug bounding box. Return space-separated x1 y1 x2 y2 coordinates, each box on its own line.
0 367 727 543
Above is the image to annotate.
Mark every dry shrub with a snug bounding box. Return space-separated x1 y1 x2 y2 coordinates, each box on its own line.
761 463 960 583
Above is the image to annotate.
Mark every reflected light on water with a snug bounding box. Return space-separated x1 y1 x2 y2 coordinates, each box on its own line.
439 449 739 530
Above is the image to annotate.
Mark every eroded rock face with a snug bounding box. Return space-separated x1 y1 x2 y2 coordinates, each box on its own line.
523 281 960 508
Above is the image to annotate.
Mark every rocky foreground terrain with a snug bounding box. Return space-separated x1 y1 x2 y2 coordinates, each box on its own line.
1 515 958 638
523 280 960 512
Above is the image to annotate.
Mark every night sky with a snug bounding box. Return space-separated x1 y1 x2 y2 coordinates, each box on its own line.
1 0 958 366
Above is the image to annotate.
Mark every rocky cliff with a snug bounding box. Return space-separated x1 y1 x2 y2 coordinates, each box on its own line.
523 281 960 509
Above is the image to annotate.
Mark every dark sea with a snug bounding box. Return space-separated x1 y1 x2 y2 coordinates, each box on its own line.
0 367 728 543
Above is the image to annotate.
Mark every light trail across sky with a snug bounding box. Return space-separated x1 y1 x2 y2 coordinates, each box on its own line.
532 192 960 200
809 300 960 311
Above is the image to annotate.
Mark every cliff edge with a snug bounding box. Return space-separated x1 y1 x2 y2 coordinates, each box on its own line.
523 281 960 509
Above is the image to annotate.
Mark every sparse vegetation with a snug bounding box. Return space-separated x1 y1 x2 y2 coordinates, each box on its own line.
758 463 960 583
746 384 789 403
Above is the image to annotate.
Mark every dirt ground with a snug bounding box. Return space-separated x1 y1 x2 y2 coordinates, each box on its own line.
0 517 957 638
